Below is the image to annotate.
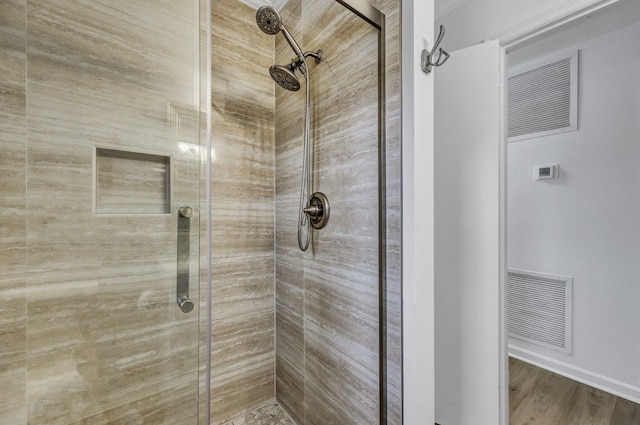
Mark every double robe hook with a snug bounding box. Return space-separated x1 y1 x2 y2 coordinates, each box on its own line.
421 25 450 74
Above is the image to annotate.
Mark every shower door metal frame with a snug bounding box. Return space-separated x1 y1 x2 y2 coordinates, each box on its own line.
334 1 390 423
335 0 383 28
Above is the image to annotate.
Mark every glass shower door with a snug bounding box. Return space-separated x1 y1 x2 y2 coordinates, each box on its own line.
0 1 203 424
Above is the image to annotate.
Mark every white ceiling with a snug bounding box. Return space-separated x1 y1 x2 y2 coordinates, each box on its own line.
238 0 289 10
435 0 470 19
241 0 468 17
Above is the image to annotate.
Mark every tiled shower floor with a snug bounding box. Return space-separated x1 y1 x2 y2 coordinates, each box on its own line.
223 402 295 425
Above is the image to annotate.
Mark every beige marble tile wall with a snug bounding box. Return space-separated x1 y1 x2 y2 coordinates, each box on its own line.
274 0 400 423
209 0 276 423
186 1 402 423
0 0 27 423
1 1 203 424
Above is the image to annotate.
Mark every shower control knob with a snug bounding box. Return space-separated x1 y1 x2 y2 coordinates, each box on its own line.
177 295 194 313
304 192 330 230
303 205 322 217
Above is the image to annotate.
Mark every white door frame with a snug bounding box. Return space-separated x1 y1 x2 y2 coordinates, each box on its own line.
498 0 621 50
402 0 436 423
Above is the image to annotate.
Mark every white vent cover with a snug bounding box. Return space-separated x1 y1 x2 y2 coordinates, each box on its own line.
508 51 578 142
507 269 573 354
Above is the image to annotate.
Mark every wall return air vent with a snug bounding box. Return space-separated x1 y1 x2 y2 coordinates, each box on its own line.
507 269 573 354
508 51 579 142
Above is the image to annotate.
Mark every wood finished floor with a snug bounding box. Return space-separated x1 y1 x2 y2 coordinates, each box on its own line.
510 357 640 425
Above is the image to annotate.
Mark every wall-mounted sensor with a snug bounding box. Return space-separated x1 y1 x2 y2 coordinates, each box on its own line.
533 164 558 181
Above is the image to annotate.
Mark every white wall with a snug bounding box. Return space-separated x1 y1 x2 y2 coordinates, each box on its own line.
507 21 640 402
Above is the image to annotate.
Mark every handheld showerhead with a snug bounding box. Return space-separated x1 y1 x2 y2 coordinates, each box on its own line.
255 5 281 35
256 6 305 61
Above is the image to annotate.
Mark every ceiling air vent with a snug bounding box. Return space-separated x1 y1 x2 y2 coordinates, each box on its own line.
508 51 578 142
507 269 573 354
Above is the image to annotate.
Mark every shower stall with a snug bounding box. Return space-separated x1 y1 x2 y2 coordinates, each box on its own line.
0 0 401 423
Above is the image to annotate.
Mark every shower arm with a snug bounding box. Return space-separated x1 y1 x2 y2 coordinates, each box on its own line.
304 51 323 63
288 50 325 73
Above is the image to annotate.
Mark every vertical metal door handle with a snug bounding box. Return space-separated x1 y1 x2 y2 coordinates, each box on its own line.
177 206 194 313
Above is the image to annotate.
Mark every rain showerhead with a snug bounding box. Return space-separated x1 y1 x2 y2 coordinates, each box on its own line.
255 5 281 35
270 64 300 91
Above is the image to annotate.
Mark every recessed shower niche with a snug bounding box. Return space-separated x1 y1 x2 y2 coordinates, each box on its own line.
94 147 171 215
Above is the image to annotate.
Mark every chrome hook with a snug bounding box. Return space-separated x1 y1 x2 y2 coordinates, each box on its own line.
421 25 451 75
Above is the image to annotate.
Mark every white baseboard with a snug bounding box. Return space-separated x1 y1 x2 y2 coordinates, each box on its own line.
509 345 640 404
